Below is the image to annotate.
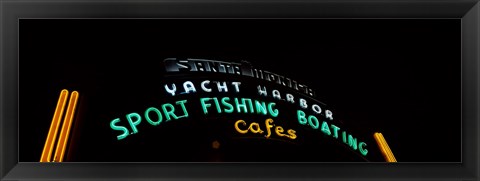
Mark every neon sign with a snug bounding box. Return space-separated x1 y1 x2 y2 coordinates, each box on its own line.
164 58 316 97
165 80 241 96
108 59 373 158
298 109 368 156
110 100 189 140
258 85 333 120
200 97 278 117
234 118 297 140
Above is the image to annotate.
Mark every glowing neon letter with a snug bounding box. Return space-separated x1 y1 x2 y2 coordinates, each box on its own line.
321 121 331 135
297 110 307 125
330 124 340 138
110 118 129 140
244 98 254 113
235 98 248 113
175 100 189 118
183 81 196 94
212 97 222 113
126 113 141 134
195 61 206 71
234 120 249 133
312 104 322 114
216 81 228 92
287 129 297 139
299 98 308 109
221 97 234 113
232 82 241 92
200 97 212 114
267 102 278 117
162 103 177 121
275 126 286 137
326 110 334 120
265 119 274 138
272 90 281 100
348 135 358 150
359 142 368 156
255 101 267 115
257 85 267 96
286 94 295 104
249 123 263 133
145 107 163 126
165 84 176 96
201 80 212 92
308 115 320 129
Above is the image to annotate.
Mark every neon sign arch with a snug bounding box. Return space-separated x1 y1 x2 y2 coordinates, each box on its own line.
104 58 395 161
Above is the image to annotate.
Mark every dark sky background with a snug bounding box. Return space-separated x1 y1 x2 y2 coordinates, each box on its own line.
19 19 460 162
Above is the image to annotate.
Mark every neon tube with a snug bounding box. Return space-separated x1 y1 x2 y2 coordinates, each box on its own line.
40 89 69 162
53 91 79 162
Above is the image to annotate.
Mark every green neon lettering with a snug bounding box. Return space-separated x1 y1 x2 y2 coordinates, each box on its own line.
267 102 278 117
359 142 368 156
244 98 254 113
200 97 211 114
330 124 340 138
308 115 319 129
297 110 307 125
235 97 248 113
162 103 177 121
126 113 141 134
321 121 331 135
110 118 129 140
255 100 267 115
221 97 234 113
348 135 358 150
175 100 189 118
213 97 222 113
145 107 163 126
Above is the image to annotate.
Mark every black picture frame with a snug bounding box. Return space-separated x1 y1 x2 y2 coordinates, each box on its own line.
1 0 478 180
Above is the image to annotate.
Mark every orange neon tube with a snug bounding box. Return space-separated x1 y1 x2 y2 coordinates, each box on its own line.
374 132 397 162
379 133 397 162
375 133 394 161
374 133 392 161
53 91 79 162
373 133 387 160
40 89 69 162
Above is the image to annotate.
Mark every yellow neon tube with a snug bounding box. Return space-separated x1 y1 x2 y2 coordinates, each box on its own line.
374 132 397 162
376 133 393 161
375 133 394 161
373 133 388 161
53 91 79 162
40 89 69 162
378 133 397 162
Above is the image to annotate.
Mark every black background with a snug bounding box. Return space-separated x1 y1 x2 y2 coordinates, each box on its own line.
19 19 460 162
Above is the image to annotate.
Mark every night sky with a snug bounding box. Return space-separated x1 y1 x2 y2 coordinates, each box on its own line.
19 19 460 162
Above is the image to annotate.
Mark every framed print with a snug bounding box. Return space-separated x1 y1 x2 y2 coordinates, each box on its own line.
1 0 479 180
